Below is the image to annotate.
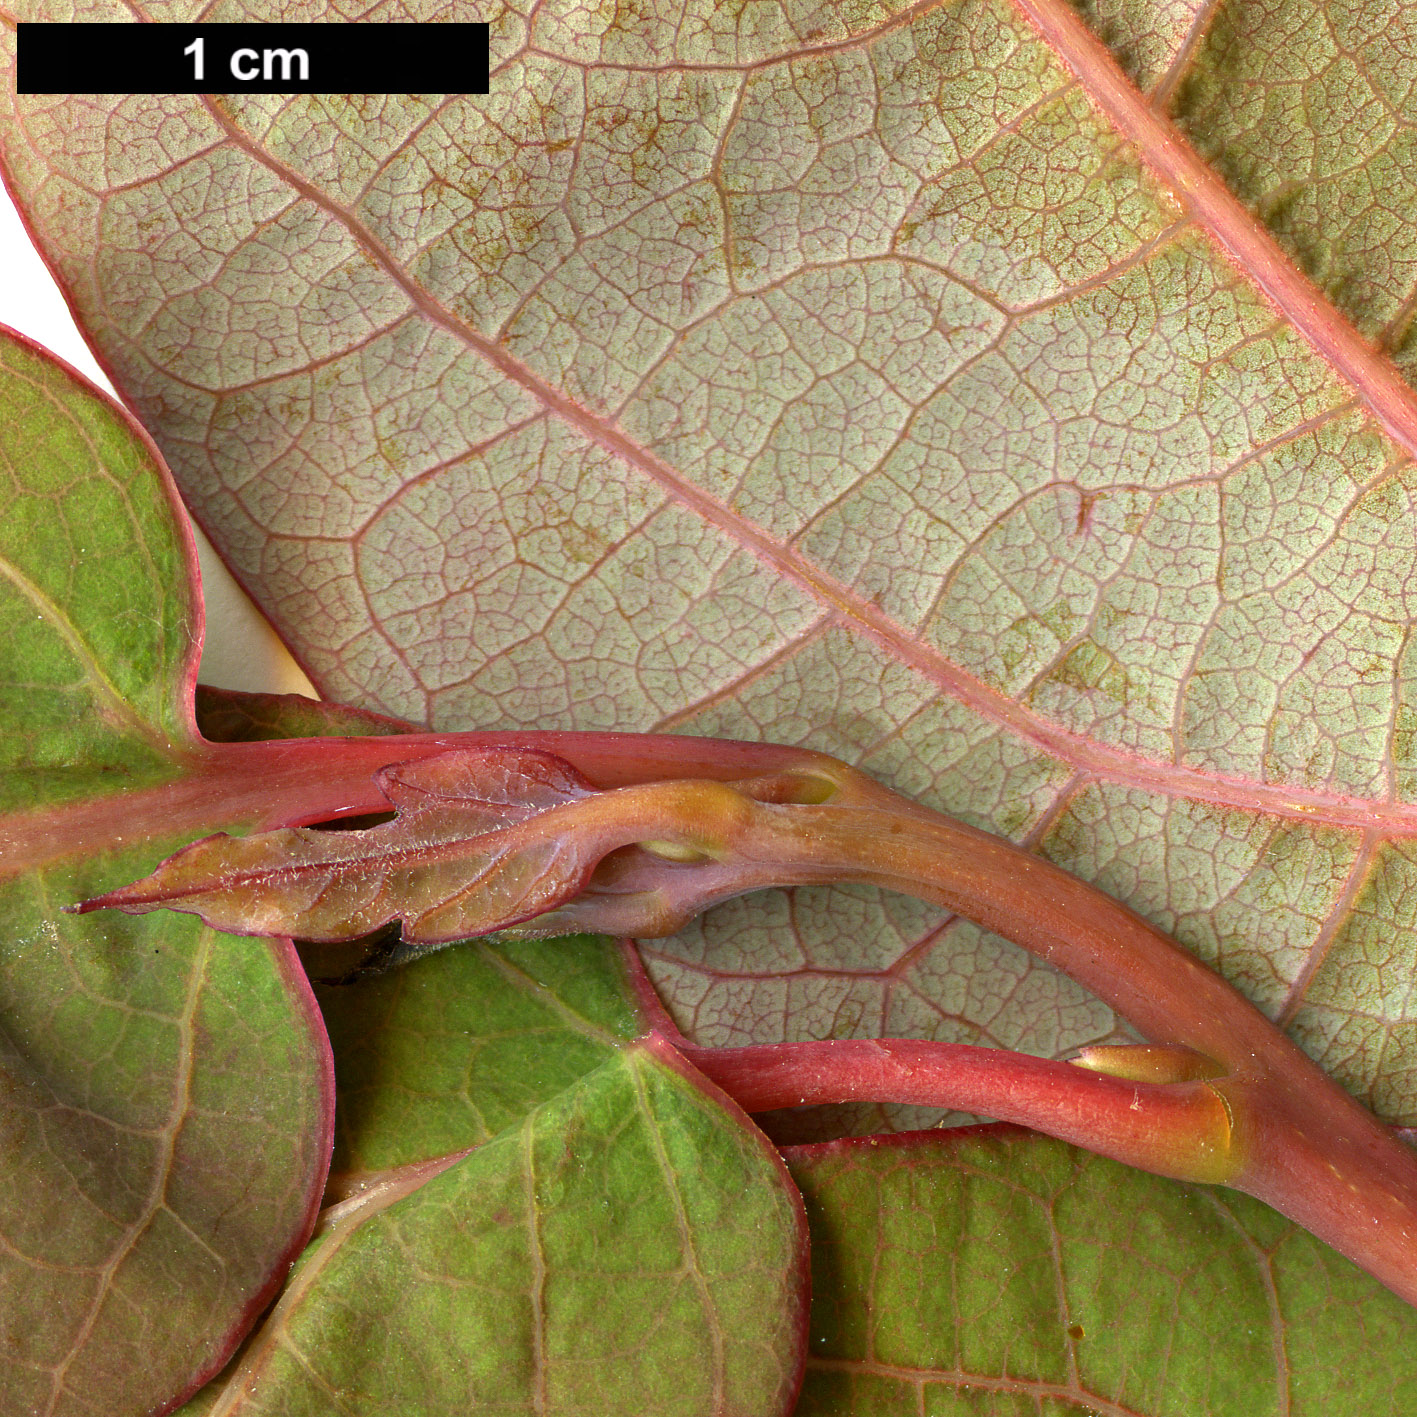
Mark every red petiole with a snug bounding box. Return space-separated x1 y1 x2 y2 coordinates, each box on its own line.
46 729 1417 1308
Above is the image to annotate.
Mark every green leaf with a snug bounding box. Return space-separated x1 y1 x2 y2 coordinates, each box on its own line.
0 875 330 1416
0 328 196 809
180 1040 809 1417
786 1127 1417 1415
317 935 649 1183
0 327 333 1417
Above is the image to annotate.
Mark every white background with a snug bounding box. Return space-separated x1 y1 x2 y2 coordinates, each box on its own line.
0 180 316 697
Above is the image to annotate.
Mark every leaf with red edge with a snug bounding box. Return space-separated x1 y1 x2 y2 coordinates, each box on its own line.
179 1038 810 1417
0 327 332 1417
316 934 652 1188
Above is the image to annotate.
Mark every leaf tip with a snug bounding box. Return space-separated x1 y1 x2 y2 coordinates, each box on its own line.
68 883 159 917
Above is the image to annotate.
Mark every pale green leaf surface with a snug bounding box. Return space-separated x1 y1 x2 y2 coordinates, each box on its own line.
0 328 331 1417
6 0 1417 1128
0 868 329 1417
1070 0 1208 91
786 1127 1417 1416
179 1042 808 1417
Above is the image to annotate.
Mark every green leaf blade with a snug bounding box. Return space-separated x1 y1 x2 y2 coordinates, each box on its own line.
0 864 332 1417
184 1041 809 1417
787 1127 1417 1416
0 326 199 807
317 936 650 1182
0 327 334 1417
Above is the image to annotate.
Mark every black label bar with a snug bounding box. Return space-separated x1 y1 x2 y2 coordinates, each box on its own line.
18 23 490 95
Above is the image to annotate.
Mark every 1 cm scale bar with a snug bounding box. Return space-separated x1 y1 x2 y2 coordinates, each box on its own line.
18 23 490 95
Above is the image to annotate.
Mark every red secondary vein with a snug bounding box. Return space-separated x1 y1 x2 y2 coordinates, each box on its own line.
1011 0 1417 464
185 92 1417 835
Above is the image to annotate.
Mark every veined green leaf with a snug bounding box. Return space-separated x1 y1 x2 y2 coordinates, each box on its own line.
179 1040 809 1417
0 329 196 809
787 1127 1417 1416
0 327 333 1417
317 935 649 1183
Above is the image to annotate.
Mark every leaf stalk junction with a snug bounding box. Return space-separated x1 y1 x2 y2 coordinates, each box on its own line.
73 733 1417 1309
